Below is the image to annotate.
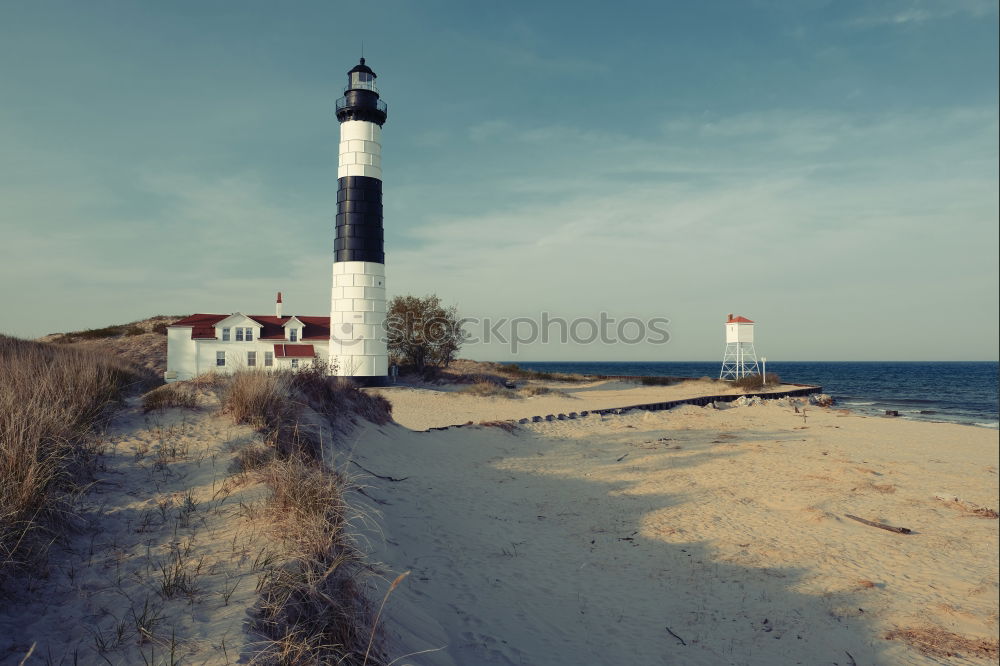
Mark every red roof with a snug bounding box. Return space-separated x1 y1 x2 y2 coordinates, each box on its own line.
273 344 315 358
169 314 331 341
726 315 754 324
169 313 228 339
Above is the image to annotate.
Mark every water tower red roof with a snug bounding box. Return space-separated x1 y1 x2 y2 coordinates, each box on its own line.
726 315 754 324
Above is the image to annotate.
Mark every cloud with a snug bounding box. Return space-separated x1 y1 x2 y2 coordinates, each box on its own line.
848 0 997 27
385 105 998 359
0 165 334 335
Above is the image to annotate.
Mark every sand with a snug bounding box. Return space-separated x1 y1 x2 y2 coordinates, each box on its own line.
0 396 280 665
348 389 999 665
2 378 995 665
371 378 794 431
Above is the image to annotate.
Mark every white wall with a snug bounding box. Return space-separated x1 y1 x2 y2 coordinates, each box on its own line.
330 261 387 377
338 120 382 179
725 323 754 343
165 333 329 382
166 327 197 379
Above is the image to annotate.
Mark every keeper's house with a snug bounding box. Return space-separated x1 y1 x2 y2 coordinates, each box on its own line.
165 293 329 382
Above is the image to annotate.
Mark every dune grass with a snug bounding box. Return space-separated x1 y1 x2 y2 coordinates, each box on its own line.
0 334 148 581
141 383 199 412
731 373 781 390
496 362 594 382
218 367 392 664
458 380 518 399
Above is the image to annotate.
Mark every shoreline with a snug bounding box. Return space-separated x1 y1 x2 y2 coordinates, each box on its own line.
487 360 1000 430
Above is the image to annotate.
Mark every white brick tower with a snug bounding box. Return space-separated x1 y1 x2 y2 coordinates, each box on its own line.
329 58 388 383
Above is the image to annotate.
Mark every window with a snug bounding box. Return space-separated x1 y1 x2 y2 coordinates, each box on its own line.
264 351 273 367
289 328 298 342
216 351 226 367
291 359 299 369
222 328 230 342
247 351 256 367
235 328 244 342
245 327 253 342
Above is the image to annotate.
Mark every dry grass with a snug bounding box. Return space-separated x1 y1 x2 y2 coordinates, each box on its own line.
216 367 392 664
0 334 148 581
223 371 297 432
495 362 592 383
222 367 391 459
442 359 592 383
517 385 573 399
233 442 278 474
731 373 782 390
141 383 199 412
36 316 179 376
459 380 519 399
885 626 999 660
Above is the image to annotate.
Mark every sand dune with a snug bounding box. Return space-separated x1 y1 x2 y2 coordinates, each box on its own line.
0 397 280 664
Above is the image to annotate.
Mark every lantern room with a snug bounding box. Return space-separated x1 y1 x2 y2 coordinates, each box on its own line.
347 58 378 93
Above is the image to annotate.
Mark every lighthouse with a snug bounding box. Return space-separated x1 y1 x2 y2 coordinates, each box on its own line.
329 58 389 383
719 314 760 379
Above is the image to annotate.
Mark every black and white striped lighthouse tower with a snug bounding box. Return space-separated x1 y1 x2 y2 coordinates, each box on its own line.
329 58 388 382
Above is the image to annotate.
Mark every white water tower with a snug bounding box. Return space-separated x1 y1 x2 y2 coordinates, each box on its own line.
720 314 760 379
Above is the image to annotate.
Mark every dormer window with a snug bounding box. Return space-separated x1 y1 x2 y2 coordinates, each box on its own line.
222 328 231 342
289 328 298 342
235 328 244 342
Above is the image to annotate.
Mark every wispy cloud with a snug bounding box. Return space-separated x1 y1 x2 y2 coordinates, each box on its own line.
848 0 997 27
388 105 998 359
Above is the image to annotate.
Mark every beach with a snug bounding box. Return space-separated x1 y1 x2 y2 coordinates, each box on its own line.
1 373 995 665
350 380 999 665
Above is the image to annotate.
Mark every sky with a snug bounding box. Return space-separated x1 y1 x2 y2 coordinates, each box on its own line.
1 0 997 361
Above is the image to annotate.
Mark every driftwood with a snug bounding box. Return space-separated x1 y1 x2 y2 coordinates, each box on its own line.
616 452 629 462
665 626 687 646
845 514 912 534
